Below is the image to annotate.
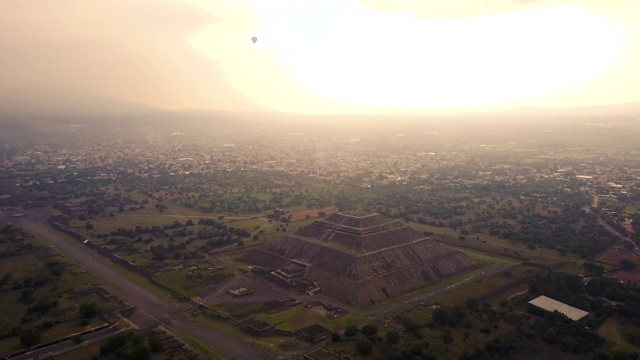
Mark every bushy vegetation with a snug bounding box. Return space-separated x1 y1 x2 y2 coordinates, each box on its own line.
528 272 640 324
97 331 163 360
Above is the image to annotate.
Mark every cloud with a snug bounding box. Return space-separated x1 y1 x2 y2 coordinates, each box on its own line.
201 0 627 110
0 0 260 111
1 0 637 114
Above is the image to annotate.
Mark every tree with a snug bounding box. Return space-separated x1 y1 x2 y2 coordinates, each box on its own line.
79 301 100 319
619 259 637 270
344 325 358 337
100 333 128 356
593 350 610 360
356 339 373 355
440 329 454 345
432 308 449 326
385 330 400 344
411 341 424 356
400 317 423 338
19 289 35 303
0 272 13 287
583 262 605 274
20 328 41 348
47 262 64 277
148 336 163 352
130 343 151 360
361 324 378 336
465 297 480 312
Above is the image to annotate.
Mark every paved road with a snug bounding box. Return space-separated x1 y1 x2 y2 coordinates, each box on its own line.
583 198 639 256
587 207 640 254
1 209 271 360
10 326 122 360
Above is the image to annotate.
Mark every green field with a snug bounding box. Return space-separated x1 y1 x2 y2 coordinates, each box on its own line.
0 227 115 356
153 267 233 298
254 305 357 331
225 217 265 230
598 316 640 353
455 248 521 265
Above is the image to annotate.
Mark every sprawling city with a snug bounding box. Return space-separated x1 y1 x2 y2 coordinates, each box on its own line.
1 111 640 360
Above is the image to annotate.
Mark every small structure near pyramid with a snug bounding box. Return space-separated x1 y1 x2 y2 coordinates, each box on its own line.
244 211 480 307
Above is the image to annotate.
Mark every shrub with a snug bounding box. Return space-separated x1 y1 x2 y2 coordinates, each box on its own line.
79 301 100 319
356 339 373 355
386 330 400 344
344 325 358 337
20 328 41 348
361 324 378 336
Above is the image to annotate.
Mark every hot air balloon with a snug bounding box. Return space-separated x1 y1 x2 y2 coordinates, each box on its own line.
251 36 257 44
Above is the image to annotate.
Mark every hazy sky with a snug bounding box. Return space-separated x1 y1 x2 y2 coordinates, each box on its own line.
2 0 639 114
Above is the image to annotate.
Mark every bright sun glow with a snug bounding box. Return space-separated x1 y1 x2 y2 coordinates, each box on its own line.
191 0 627 113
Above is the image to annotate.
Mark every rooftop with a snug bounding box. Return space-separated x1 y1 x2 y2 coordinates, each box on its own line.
528 295 589 321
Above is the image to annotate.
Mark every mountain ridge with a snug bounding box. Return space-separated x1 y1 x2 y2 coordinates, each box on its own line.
2 85 639 120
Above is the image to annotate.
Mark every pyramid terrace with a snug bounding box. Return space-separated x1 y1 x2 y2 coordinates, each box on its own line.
245 211 480 307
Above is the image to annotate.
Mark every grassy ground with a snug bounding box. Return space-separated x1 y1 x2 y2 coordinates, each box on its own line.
286 218 316 232
0 232 115 356
556 261 586 275
54 331 170 360
0 337 20 355
599 199 640 215
430 265 536 307
168 326 225 360
454 248 521 265
623 203 640 215
225 217 265 230
85 204 210 235
597 316 640 354
406 221 583 266
257 218 316 243
188 313 312 352
154 267 233 299
366 265 491 311
254 305 357 332
55 342 102 360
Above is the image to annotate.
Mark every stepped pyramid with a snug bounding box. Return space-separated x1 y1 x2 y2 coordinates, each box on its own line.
244 211 480 307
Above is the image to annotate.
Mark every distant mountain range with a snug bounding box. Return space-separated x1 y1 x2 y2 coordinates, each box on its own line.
0 87 167 118
508 103 640 118
1 86 639 120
